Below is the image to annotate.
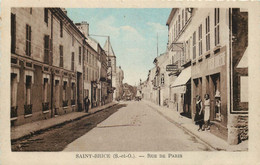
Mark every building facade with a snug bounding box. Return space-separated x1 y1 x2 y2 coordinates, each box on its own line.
165 8 248 144
10 8 112 127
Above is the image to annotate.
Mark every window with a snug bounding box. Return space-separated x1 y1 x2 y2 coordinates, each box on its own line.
83 47 85 62
79 46 81 64
63 81 67 107
192 32 196 59
30 8 32 14
72 36 74 46
44 35 50 64
71 52 74 71
43 78 48 103
92 70 94 81
108 59 111 67
11 13 16 53
44 8 48 25
182 9 184 29
206 16 210 51
11 73 18 107
214 8 220 46
59 45 63 67
161 73 164 85
25 76 32 105
60 20 63 38
26 24 31 56
185 8 188 23
178 15 181 33
86 50 89 63
86 67 89 81
198 24 202 56
71 83 76 105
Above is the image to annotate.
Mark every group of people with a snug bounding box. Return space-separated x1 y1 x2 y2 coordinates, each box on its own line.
194 94 211 132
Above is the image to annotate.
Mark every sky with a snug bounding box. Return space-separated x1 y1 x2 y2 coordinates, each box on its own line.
67 8 171 86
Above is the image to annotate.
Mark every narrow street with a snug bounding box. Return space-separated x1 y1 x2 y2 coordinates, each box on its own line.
64 101 212 151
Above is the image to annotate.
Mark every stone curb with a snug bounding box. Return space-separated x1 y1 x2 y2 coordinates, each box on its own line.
11 103 118 142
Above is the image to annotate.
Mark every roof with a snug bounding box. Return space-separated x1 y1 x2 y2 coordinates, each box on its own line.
166 8 178 26
103 39 115 57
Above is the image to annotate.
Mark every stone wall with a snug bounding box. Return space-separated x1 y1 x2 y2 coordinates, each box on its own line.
228 114 248 145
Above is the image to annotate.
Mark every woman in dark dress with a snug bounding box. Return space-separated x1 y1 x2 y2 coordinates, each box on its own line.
194 95 204 131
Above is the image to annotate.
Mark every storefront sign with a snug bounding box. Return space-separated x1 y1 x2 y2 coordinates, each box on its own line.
207 52 225 70
166 64 178 72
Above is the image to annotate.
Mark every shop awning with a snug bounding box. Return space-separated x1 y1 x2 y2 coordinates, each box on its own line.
171 67 191 87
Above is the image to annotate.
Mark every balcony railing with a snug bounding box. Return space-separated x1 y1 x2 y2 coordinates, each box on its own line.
24 104 32 115
71 99 75 105
42 102 49 111
11 106 18 118
62 100 68 107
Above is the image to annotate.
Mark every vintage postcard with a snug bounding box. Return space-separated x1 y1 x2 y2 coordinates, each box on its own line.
0 0 260 164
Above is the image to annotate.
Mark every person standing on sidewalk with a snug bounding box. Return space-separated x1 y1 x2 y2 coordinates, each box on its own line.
84 96 90 113
204 94 211 130
194 95 204 131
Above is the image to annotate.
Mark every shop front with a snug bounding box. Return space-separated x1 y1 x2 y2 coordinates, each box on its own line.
170 67 191 118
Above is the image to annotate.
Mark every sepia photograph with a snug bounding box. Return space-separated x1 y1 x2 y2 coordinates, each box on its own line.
1 1 260 164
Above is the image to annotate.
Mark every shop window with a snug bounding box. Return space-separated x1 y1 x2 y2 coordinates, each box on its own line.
25 76 32 105
24 76 32 115
26 24 31 56
63 81 68 107
206 16 210 51
211 73 221 121
192 32 196 59
54 80 60 108
42 78 49 111
71 83 76 105
11 13 16 53
11 73 18 108
43 78 48 103
198 24 202 56
214 8 220 46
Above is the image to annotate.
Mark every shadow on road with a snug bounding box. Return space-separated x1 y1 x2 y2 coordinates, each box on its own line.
11 103 128 152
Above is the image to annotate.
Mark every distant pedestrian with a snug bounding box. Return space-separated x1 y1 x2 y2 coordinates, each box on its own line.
204 94 211 130
194 95 204 131
84 96 90 113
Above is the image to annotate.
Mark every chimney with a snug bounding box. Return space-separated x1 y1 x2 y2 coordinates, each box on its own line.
75 21 89 37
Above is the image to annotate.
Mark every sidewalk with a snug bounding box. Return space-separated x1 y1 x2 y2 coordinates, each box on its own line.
11 102 118 141
143 100 248 151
